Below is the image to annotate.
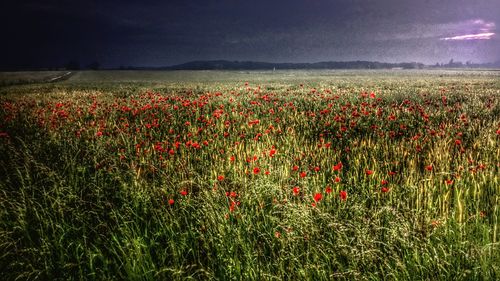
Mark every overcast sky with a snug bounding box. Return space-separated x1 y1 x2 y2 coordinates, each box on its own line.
1 0 499 68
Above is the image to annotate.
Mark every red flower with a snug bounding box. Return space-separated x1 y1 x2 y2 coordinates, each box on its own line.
425 165 433 171
217 175 225 181
314 166 320 172
388 171 396 176
455 139 461 146
334 176 341 183
269 149 276 157
325 186 332 194
333 162 343 171
265 170 270 175
445 179 453 185
365 170 374 176
96 131 103 137
381 187 389 193
230 155 235 162
300 171 307 178
339 190 347 200
313 193 322 202
253 167 260 174
292 165 299 171
180 190 188 196
293 186 300 195
381 179 388 185
168 199 175 206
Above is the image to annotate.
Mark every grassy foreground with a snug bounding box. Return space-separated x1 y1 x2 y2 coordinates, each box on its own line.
0 70 499 280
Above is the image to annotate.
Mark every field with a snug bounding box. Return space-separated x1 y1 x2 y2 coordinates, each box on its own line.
1 70 499 280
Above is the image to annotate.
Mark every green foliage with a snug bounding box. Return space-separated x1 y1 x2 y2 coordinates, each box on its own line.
0 70 499 280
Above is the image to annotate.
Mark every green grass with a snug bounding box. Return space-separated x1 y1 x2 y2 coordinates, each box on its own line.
0 70 499 280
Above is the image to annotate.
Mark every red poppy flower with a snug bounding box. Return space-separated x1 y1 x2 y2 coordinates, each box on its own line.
314 193 322 202
339 190 347 200
325 186 332 194
168 199 175 206
334 176 341 183
425 165 433 171
381 180 388 185
180 190 188 196
293 186 300 195
293 165 299 171
333 162 343 171
253 167 260 174
445 179 453 185
314 166 320 172
300 171 307 178
217 175 225 181
269 149 276 157
365 170 374 176
381 187 389 193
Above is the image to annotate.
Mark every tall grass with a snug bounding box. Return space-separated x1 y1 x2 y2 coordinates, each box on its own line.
0 72 499 280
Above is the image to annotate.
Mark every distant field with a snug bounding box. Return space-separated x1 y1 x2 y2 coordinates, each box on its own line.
1 70 499 280
0 71 71 86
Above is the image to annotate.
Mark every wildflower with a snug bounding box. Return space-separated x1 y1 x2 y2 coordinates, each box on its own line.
381 187 389 193
334 176 341 183
381 180 388 185
293 186 300 195
293 165 299 171
217 175 225 181
445 179 453 185
339 190 347 201
168 199 175 206
333 162 343 171
325 186 332 194
365 170 374 176
274 231 281 238
425 165 433 171
300 171 307 178
180 190 188 196
314 193 322 202
314 166 320 172
253 167 260 174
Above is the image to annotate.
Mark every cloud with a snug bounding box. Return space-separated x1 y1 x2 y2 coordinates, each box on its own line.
441 33 495 41
440 19 495 41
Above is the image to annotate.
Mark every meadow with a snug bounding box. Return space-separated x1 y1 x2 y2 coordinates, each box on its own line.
0 69 499 280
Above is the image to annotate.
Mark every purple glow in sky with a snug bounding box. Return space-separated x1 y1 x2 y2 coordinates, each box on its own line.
441 19 496 41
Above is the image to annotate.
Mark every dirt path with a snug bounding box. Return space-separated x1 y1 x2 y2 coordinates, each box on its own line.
48 71 72 82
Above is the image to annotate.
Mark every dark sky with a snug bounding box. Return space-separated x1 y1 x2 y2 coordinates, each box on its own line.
1 0 499 69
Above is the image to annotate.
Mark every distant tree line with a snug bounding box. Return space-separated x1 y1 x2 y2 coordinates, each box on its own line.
164 60 426 70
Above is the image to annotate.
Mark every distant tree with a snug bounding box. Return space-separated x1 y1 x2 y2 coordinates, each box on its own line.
87 61 100 70
65 60 80 70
